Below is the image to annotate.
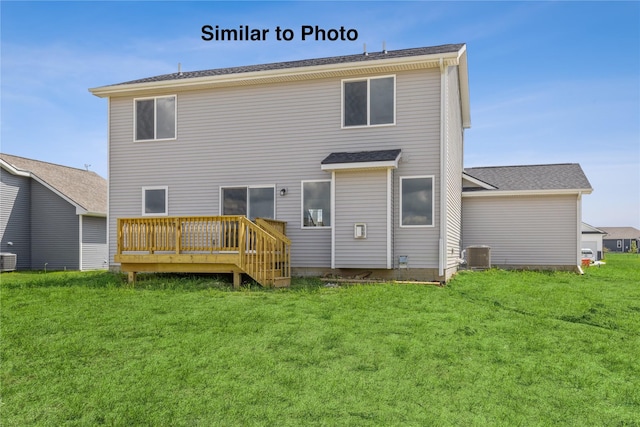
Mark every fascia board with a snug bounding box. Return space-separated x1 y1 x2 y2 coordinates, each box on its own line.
0 160 31 177
321 159 399 172
462 173 496 189
89 49 466 98
1 160 91 214
81 212 107 218
457 47 471 129
462 188 593 197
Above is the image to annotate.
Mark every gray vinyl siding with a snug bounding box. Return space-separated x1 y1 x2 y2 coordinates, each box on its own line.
462 195 578 266
0 168 31 269
108 68 444 269
334 169 388 268
445 66 464 270
81 215 108 270
30 180 79 270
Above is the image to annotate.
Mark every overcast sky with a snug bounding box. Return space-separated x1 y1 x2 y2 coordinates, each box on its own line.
2 1 638 227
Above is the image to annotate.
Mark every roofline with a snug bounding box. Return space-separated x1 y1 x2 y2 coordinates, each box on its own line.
90 47 467 96
462 188 593 197
582 222 607 234
321 158 400 171
89 46 470 128
1 158 101 215
462 172 497 190
0 159 30 177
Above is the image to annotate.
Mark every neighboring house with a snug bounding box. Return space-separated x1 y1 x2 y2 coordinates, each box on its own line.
462 164 592 268
0 154 108 271
89 44 591 284
599 227 640 253
581 222 606 260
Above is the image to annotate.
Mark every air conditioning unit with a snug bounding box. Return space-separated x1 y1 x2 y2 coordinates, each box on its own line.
0 253 17 272
466 246 491 269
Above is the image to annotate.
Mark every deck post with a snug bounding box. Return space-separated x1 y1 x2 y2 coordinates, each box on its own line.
233 271 241 289
175 218 181 254
127 271 137 284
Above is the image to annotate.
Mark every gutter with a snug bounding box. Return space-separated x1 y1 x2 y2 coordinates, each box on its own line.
462 188 593 197
89 50 468 97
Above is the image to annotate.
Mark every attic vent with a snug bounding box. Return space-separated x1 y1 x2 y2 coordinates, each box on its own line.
466 246 491 269
0 253 17 272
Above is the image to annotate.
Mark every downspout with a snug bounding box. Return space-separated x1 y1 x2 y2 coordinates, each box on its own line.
79 214 83 271
331 170 336 269
387 168 392 269
576 192 583 274
439 58 447 278
107 96 112 270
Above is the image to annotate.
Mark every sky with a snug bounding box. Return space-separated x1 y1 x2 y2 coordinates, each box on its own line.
1 1 639 228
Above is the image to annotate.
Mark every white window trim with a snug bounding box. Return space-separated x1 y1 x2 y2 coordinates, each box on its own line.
142 186 169 216
301 179 332 229
341 75 396 129
399 175 435 228
133 95 177 142
219 185 276 219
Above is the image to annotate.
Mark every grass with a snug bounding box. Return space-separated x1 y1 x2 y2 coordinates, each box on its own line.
1 254 639 426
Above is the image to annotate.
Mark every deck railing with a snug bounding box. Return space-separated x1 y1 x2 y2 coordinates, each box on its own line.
117 216 290 287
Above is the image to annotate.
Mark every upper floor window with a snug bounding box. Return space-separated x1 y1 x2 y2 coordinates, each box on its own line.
343 76 395 127
135 95 176 141
400 176 434 227
302 180 331 228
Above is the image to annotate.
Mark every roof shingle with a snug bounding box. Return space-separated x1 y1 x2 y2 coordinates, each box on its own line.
114 44 465 86
321 149 402 165
597 227 640 240
463 163 592 192
0 154 107 214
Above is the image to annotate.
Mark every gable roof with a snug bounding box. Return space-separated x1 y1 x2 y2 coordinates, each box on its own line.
597 227 640 240
89 44 471 128
463 163 592 195
0 153 107 215
113 45 465 86
582 222 606 234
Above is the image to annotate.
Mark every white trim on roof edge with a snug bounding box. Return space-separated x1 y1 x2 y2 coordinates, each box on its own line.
89 47 470 131
321 159 400 171
1 159 90 215
462 188 593 197
462 172 497 189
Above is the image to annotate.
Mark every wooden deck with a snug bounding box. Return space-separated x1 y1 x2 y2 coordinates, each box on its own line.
115 216 291 287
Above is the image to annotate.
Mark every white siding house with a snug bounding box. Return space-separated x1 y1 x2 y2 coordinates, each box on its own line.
90 44 591 283
462 164 592 270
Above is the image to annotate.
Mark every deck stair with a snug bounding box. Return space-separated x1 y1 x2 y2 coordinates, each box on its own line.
115 216 291 287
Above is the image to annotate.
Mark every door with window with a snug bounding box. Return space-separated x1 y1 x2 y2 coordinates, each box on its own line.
221 186 275 220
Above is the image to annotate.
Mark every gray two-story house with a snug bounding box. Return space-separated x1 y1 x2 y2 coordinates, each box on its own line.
90 44 591 286
0 154 108 271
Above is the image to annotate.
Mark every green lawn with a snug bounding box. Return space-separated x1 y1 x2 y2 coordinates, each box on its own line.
1 254 639 426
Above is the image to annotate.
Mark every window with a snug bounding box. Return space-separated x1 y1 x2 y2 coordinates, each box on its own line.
302 181 331 227
343 76 395 127
400 176 434 227
221 186 275 220
617 240 622 248
135 95 176 141
142 186 168 216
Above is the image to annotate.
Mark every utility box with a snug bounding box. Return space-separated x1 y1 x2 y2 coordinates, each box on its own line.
466 246 491 269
